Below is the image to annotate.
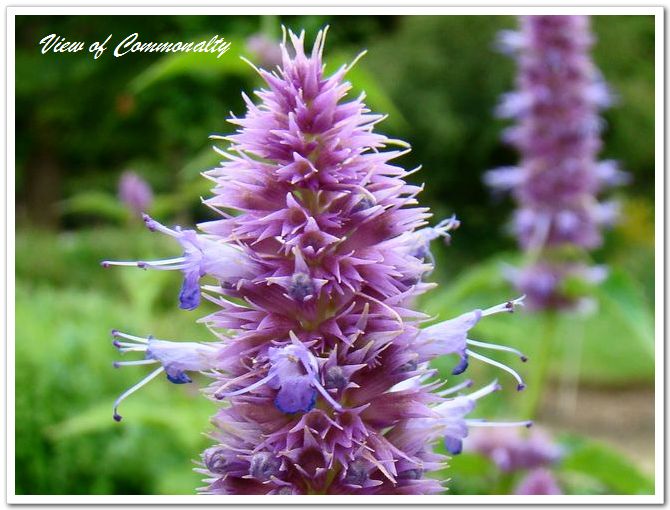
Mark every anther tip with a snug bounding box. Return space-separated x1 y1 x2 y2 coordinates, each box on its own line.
520 355 528 363
494 383 503 392
112 340 121 348
465 379 474 388
101 261 110 268
137 261 148 269
142 213 157 231
111 329 120 337
525 421 534 428
517 383 526 392
113 413 122 422
112 362 120 368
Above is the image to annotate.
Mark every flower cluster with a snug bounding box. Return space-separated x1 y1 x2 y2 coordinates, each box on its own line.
485 16 628 310
465 427 563 495
103 28 529 495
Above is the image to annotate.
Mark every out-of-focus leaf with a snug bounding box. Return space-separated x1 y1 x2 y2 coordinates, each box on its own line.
559 436 654 495
179 145 223 182
594 267 654 357
150 179 214 218
61 192 129 223
328 52 409 131
46 399 212 450
129 35 251 93
440 452 500 495
421 255 654 384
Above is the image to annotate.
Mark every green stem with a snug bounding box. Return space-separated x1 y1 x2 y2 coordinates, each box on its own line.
557 314 584 415
522 311 557 419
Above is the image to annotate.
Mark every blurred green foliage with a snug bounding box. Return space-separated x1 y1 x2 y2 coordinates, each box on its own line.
14 14 655 496
439 434 654 495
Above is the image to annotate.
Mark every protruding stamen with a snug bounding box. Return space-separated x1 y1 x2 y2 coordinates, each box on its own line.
466 419 533 428
101 260 142 268
113 359 158 368
436 379 473 397
113 367 164 421
142 213 178 237
432 215 461 238
216 373 275 399
467 379 502 401
111 330 149 344
467 339 528 362
480 295 526 317
313 380 343 411
466 350 526 391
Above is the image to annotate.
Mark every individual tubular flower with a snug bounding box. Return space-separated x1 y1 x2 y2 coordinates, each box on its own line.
215 333 342 414
110 330 218 421
414 296 528 389
484 16 628 310
118 171 153 217
102 214 259 310
104 28 529 495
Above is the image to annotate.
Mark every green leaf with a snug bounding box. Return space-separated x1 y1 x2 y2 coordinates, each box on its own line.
420 254 654 384
593 267 654 358
129 35 252 93
60 192 129 223
559 436 654 495
328 52 409 131
45 399 212 451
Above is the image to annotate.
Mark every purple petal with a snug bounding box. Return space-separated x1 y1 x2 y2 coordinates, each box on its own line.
274 376 317 414
179 270 201 310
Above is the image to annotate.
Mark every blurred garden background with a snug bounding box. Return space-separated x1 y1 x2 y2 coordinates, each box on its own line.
14 15 655 495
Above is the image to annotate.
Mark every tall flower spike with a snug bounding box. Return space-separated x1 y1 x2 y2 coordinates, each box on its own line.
105 27 529 495
484 15 628 310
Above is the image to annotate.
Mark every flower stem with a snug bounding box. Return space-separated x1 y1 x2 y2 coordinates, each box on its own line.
522 311 557 419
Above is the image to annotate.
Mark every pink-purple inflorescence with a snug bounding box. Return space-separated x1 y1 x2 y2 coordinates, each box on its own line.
118 171 153 217
466 427 563 495
102 28 530 495
485 16 628 310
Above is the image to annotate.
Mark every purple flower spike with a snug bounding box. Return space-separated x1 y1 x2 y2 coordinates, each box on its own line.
118 171 153 216
466 426 562 472
104 27 529 494
246 34 283 69
515 468 563 495
485 16 628 310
